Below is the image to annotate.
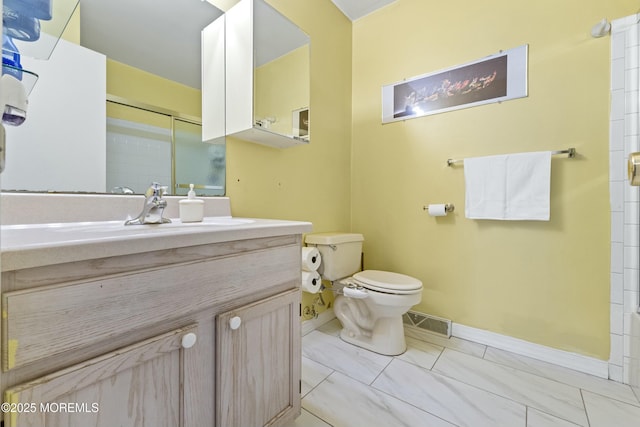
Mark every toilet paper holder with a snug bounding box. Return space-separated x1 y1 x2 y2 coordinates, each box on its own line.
423 204 455 213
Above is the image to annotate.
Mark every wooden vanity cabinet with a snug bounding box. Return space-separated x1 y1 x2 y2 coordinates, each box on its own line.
217 289 300 427
4 326 199 427
1 234 303 427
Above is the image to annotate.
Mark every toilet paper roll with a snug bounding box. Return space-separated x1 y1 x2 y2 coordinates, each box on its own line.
428 204 448 217
301 247 322 271
301 270 322 293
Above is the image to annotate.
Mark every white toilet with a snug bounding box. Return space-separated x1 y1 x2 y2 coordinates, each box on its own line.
305 232 423 356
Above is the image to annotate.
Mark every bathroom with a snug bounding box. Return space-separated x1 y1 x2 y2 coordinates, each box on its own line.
1 0 640 426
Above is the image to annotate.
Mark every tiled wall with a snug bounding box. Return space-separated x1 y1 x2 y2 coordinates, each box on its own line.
610 15 640 387
106 118 172 194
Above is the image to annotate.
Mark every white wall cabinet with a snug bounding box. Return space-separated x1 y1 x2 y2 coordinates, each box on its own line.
2 39 106 192
1 235 302 427
202 16 226 143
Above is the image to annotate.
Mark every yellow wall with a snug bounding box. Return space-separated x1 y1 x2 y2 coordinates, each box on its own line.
106 60 202 118
226 1 352 224
226 0 351 228
351 0 636 359
225 0 352 315
255 45 309 136
60 3 80 43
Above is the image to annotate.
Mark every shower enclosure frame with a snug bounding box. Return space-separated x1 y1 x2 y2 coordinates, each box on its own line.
610 14 640 387
106 94 225 196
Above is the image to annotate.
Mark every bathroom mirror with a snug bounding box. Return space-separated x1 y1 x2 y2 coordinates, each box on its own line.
2 0 309 193
2 0 227 195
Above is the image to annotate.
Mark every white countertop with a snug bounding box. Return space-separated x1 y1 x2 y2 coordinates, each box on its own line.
2 217 312 271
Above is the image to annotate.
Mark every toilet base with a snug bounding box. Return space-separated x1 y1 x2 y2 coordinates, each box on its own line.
338 315 407 356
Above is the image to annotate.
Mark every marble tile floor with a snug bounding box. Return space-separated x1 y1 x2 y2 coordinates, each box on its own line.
284 319 640 427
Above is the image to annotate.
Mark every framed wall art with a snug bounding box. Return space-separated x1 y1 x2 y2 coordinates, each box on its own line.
382 45 528 123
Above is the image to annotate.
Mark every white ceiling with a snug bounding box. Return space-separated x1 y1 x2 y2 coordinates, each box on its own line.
80 0 223 89
331 0 396 21
79 0 393 90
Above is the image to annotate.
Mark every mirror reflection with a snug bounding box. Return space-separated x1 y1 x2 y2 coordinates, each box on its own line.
174 119 225 196
106 102 172 195
105 99 225 196
2 0 225 195
253 0 310 141
208 0 310 147
2 0 309 194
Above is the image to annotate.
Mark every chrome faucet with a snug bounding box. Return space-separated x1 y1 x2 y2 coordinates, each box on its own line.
111 185 135 194
125 182 171 225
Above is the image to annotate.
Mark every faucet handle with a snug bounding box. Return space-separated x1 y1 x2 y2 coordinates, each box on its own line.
145 182 168 198
144 182 159 198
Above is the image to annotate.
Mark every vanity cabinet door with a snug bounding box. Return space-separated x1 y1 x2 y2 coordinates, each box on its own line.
3 326 200 427
216 288 301 427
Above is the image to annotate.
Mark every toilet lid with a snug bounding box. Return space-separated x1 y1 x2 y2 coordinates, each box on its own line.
352 270 423 294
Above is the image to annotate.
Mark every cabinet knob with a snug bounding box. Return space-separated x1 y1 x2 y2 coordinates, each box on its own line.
181 332 197 349
229 316 242 330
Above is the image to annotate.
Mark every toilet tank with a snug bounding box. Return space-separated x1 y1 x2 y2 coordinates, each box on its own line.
304 232 364 281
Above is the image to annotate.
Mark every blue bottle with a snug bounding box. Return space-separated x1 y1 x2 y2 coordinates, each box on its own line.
2 35 23 81
3 6 41 42
4 0 52 21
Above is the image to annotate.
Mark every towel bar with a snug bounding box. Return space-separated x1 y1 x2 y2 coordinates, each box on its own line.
446 147 576 167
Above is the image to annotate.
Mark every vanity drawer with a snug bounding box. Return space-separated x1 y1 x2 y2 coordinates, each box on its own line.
2 243 299 371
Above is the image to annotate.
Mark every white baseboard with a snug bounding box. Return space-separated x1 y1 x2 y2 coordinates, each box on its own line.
302 310 609 379
452 323 610 379
302 309 336 336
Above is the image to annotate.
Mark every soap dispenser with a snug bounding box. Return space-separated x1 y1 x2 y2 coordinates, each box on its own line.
179 184 204 222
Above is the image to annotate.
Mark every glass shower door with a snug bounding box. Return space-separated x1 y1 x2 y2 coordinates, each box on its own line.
106 102 172 194
174 119 225 196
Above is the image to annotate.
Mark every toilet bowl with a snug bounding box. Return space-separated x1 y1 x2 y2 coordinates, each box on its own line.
304 232 423 356
334 270 422 355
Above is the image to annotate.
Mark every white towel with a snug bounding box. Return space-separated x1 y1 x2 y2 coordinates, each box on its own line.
464 151 552 220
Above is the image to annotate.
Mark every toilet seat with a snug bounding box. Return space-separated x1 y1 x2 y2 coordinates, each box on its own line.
352 270 422 295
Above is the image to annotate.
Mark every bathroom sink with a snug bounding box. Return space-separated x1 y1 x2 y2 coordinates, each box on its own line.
1 217 258 250
50 216 255 233
1 214 312 271
198 217 255 226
